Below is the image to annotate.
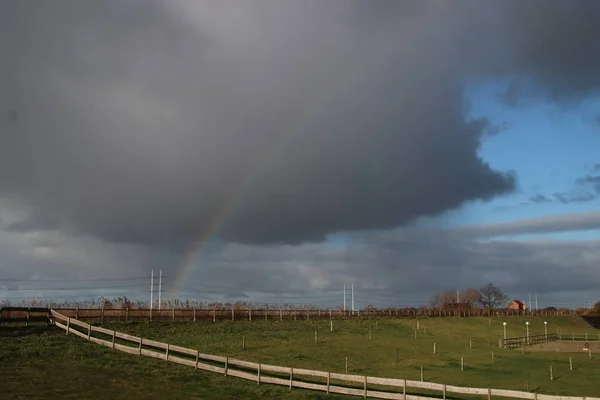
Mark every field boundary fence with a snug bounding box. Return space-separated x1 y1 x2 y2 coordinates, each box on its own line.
0 307 51 325
0 307 571 324
500 334 558 348
49 309 599 400
557 332 600 342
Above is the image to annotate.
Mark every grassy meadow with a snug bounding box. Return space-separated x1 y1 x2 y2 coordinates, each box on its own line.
1 316 599 399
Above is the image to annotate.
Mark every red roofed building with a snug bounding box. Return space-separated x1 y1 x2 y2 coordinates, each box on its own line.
508 300 526 311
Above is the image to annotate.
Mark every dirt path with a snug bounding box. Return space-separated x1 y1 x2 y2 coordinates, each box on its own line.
526 341 600 353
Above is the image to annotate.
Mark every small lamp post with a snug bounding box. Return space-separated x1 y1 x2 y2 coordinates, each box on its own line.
544 321 548 339
526 321 530 344
503 322 507 339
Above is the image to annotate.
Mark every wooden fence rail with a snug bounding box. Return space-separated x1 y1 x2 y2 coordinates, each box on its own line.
0 307 51 325
557 332 600 342
49 310 598 400
500 333 558 349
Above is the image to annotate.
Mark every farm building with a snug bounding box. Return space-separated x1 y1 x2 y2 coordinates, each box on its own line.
508 300 526 311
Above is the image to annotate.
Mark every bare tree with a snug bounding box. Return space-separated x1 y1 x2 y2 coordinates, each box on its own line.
461 288 482 308
478 283 508 310
430 288 481 308
430 290 457 308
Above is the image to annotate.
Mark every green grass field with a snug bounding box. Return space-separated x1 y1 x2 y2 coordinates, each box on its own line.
1 316 599 399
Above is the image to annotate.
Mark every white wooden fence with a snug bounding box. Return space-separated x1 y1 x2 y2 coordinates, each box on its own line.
557 332 600 342
50 310 598 400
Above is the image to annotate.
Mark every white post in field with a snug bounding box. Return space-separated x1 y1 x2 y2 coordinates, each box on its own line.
158 269 162 310
150 269 154 311
351 284 355 314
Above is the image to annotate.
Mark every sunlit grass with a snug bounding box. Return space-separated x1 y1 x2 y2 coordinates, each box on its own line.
1 316 598 399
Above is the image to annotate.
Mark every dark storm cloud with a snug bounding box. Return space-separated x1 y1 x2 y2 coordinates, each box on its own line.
490 1 600 102
4 214 58 233
1 1 600 247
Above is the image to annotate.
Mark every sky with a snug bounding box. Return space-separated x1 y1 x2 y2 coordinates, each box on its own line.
1 0 600 309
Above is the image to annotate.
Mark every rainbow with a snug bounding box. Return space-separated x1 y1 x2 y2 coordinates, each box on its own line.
172 30 403 298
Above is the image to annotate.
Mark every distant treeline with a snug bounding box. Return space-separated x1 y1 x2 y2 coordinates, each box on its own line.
0 296 575 316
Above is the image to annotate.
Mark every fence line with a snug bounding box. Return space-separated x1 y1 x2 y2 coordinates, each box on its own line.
0 306 585 326
0 307 51 325
49 310 598 400
26 307 572 323
557 332 600 342
500 333 559 348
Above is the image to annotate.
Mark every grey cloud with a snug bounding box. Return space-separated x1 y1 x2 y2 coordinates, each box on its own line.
456 211 600 239
553 191 597 204
3 214 58 233
578 175 600 194
1 0 516 247
483 121 511 138
491 1 600 102
529 194 553 204
2 0 600 249
531 173 600 204
496 79 528 107
1 216 599 308
169 228 600 306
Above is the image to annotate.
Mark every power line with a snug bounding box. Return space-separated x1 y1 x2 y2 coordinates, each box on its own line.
0 294 141 301
0 285 148 291
0 276 150 283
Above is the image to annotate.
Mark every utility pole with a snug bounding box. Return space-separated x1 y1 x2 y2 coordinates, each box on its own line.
528 292 531 315
351 284 355 314
150 269 154 311
535 293 538 311
158 270 162 310
457 289 460 303
343 284 346 312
